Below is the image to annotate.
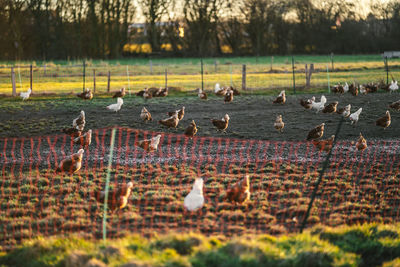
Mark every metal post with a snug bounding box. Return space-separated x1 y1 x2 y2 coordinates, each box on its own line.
201 59 204 92
83 60 86 92
330 52 334 70
327 64 331 93
11 67 16 96
107 71 111 93
230 64 233 87
93 69 96 93
150 60 153 74
270 56 274 71
385 56 389 85
242 64 246 90
126 65 131 96
165 68 168 89
292 56 296 94
214 60 217 73
30 64 33 92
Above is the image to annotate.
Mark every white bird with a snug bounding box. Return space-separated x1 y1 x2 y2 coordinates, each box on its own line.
20 88 32 101
184 178 205 212
72 110 85 131
342 104 351 118
214 83 221 93
311 95 327 113
389 80 399 93
106 97 123 112
349 107 362 125
359 85 367 95
343 82 349 93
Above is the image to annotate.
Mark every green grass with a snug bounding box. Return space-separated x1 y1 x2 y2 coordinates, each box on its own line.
1 223 400 267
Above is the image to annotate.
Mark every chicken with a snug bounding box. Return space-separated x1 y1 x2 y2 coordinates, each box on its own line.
273 115 284 133
332 83 344 94
389 100 400 111
230 87 241 96
343 82 349 93
307 123 325 141
136 134 162 152
73 129 92 147
356 133 367 151
62 127 82 137
72 110 86 131
159 113 179 128
365 83 378 93
106 97 123 112
20 88 32 101
184 178 204 212
112 87 126 98
167 106 185 121
140 107 152 122
55 149 84 174
93 181 134 212
389 80 399 93
349 83 358 96
135 89 145 97
312 135 335 152
375 110 391 129
143 88 152 99
322 101 338 114
198 88 208 100
224 89 233 103
300 96 315 110
225 175 250 204
272 90 286 104
215 83 228 96
77 88 93 100
359 85 367 95
311 95 327 113
336 104 351 118
349 108 362 125
184 120 198 138
212 114 230 132
155 87 168 97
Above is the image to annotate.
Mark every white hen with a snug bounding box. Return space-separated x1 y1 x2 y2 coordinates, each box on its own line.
20 88 32 101
389 80 399 93
343 82 349 93
184 178 204 212
349 107 362 125
106 97 123 112
214 83 221 93
342 104 351 118
311 95 327 113
72 110 85 131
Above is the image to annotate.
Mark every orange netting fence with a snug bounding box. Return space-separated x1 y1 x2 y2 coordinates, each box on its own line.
0 126 399 249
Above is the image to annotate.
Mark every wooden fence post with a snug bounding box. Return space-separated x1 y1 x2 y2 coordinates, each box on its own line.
305 63 314 87
93 69 96 93
30 64 33 91
242 64 246 90
107 71 111 93
11 67 16 96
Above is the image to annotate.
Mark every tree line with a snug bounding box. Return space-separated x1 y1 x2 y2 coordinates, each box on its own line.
1 0 400 60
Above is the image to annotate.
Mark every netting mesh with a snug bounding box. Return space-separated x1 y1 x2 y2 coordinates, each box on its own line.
0 127 399 249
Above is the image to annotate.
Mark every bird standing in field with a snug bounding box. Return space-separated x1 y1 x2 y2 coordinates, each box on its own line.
73 129 92 147
140 107 152 122
375 110 391 129
212 114 230 132
159 113 179 128
225 175 250 204
214 83 227 96
312 135 335 152
136 134 162 152
349 108 362 125
62 127 81 137
300 96 315 110
274 115 284 133
389 100 400 111
198 88 207 100
93 181 134 212
77 88 93 100
336 104 351 118
168 106 185 121
224 89 233 103
143 88 152 99
389 80 399 93
55 149 84 174
307 123 325 140
311 95 327 113
322 101 338 114
106 97 123 112
112 87 126 98
273 90 286 104
356 133 367 151
184 178 205 212
156 87 168 97
20 88 32 101
184 120 198 139
72 110 86 131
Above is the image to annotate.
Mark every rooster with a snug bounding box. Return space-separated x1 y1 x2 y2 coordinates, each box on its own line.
62 127 82 137
389 100 400 111
93 181 133 212
273 115 284 133
159 113 179 128
225 175 250 204
224 89 233 103
55 149 84 174
311 95 327 113
140 107 152 122
72 110 86 131
307 123 325 141
20 88 32 101
336 104 351 118
168 106 185 121
215 83 227 96
77 88 93 100
356 133 367 151
273 90 286 104
349 108 362 125
184 178 204 212
106 97 123 112
198 88 207 100
212 114 230 132
312 135 335 152
322 101 338 114
136 134 162 152
389 80 399 93
184 120 198 139
300 96 315 110
73 129 92 147
375 110 391 129
112 87 126 98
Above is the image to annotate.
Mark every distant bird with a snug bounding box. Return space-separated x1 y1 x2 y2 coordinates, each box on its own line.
184 178 205 212
311 95 327 113
73 129 92 147
136 134 162 152
198 88 207 100
224 89 233 103
322 101 338 114
332 83 344 94
336 104 351 118
156 87 168 97
273 90 286 104
112 87 126 98
168 106 185 121
307 123 325 141
365 83 378 93
77 88 93 100
140 107 152 122
225 175 250 204
273 115 284 133
343 82 349 93
389 100 400 111
20 88 32 101
55 149 84 174
215 83 227 96
72 110 86 131
300 96 315 110
349 108 362 125
184 120 198 139
143 88 152 99
389 80 399 93
230 86 241 96
356 133 367 151
135 89 145 97
106 97 123 112
159 113 179 128
62 127 82 137
93 181 133 212
375 110 391 129
359 85 367 95
312 135 335 152
212 114 230 132
349 83 358 96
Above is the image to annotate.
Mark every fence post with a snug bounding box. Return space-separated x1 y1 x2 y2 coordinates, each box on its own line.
270 56 274 71
330 52 334 70
230 64 233 87
30 64 33 92
201 59 204 92
165 68 168 89
107 71 111 93
214 60 217 73
93 69 96 93
327 64 331 93
292 56 296 94
43 64 46 76
385 56 389 84
11 67 16 96
83 60 86 92
150 60 153 74
242 64 246 90
126 65 131 96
